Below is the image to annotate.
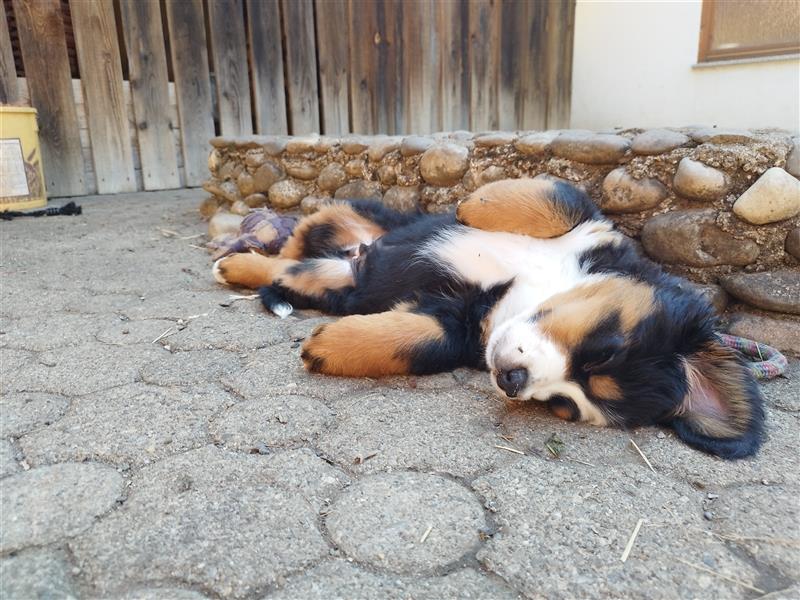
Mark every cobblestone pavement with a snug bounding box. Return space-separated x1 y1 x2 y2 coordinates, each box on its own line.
1 190 798 599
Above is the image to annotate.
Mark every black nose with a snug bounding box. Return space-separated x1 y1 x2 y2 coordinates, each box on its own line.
496 368 528 397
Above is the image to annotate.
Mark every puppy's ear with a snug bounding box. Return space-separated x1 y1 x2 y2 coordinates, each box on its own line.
670 339 765 459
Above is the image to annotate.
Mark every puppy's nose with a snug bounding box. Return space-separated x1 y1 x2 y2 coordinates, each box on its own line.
496 368 528 398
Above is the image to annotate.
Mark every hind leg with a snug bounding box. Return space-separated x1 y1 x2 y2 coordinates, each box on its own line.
456 178 603 238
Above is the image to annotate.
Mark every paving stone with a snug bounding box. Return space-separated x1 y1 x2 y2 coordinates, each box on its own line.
721 270 800 314
71 447 334 598
383 185 421 212
474 458 767 599
267 561 517 600
268 179 307 210
367 136 402 162
673 157 731 200
690 127 754 144
400 135 435 156
326 472 486 574
317 388 516 478
167 307 290 351
0 548 79 600
515 131 557 155
316 162 348 192
641 209 760 267
786 228 800 260
601 167 668 213
420 143 470 185
139 349 242 386
7 342 162 396
95 318 176 346
631 129 691 155
725 313 800 356
0 439 20 477
636 408 800 489
20 383 231 467
733 167 800 224
110 589 211 600
220 342 375 402
1 463 123 552
252 161 285 193
0 313 99 351
334 180 382 200
126 445 348 511
712 483 800 579
0 392 69 437
550 132 630 164
119 290 232 321
210 395 333 450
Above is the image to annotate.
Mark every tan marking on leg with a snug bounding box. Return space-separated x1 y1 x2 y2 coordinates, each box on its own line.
456 178 574 238
588 375 623 401
214 253 297 289
279 203 386 259
300 311 444 377
277 259 354 297
538 278 655 350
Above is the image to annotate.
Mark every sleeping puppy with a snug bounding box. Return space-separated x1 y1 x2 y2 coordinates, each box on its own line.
213 178 765 459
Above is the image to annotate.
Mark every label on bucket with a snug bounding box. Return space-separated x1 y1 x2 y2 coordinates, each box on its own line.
0 138 30 198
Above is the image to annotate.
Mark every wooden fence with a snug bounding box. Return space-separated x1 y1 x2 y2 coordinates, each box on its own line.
1 0 576 197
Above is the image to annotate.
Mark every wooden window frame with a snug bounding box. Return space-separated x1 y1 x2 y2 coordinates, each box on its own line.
698 0 800 63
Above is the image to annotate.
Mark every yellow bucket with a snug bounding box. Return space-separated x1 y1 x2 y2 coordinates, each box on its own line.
0 106 47 211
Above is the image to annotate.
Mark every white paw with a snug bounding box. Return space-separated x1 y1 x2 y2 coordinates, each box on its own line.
212 258 229 285
271 302 294 319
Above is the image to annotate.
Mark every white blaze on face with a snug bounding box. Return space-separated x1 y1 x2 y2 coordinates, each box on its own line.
486 315 609 427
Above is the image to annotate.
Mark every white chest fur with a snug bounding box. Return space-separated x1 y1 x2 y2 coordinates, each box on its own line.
425 222 613 328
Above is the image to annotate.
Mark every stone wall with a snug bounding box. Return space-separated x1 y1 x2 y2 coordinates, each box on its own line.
202 128 800 354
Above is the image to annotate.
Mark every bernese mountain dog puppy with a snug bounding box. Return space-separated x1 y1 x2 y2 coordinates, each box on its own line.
213 178 765 459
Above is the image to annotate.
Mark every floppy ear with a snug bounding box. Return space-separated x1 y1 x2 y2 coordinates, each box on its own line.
670 339 765 459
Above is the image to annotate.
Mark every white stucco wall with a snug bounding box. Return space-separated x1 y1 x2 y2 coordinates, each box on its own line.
570 0 800 132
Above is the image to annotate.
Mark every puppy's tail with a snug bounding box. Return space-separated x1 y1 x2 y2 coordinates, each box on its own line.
259 286 294 318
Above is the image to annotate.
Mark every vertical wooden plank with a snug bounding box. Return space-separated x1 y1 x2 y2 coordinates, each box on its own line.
469 0 499 131
207 0 253 135
12 0 85 196
314 0 349 134
402 0 439 134
165 0 215 186
246 0 287 135
281 0 320 134
0 1 19 104
521 0 548 130
119 0 180 190
438 0 470 132
498 0 523 130
377 0 401 134
70 0 136 193
348 0 377 134
545 0 576 128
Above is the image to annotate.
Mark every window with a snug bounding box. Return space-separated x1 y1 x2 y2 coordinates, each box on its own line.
698 0 800 62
